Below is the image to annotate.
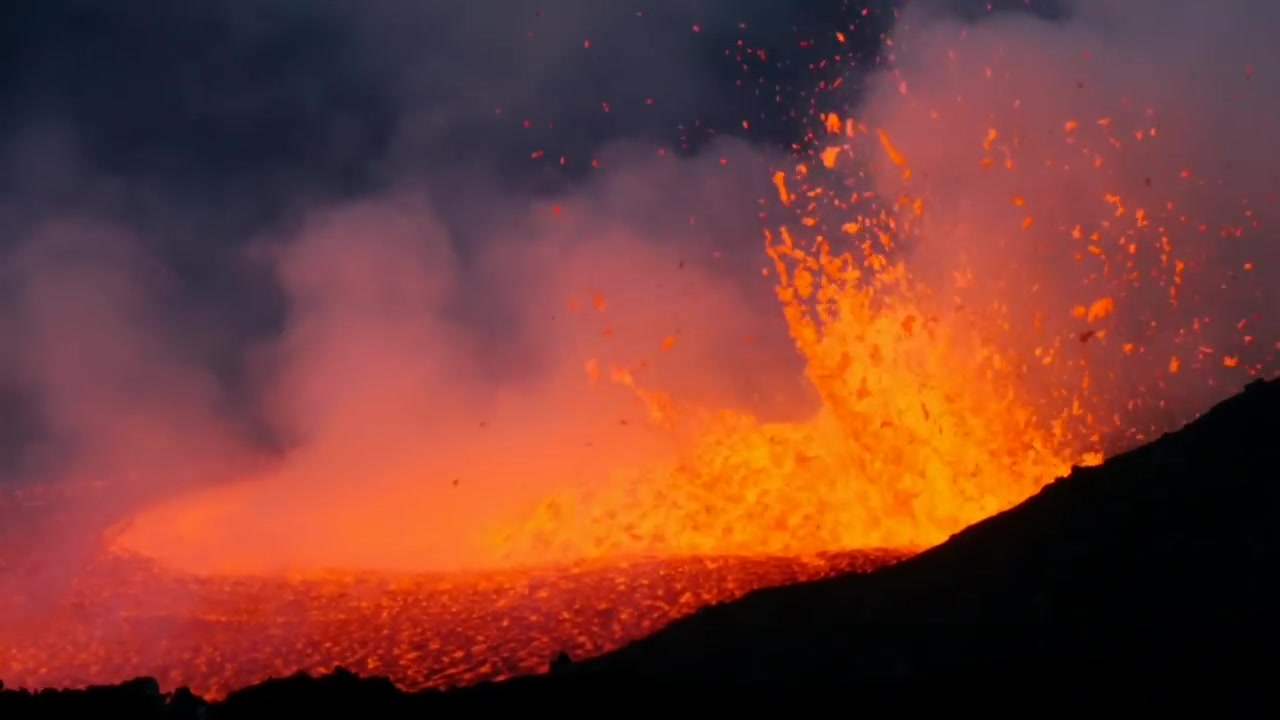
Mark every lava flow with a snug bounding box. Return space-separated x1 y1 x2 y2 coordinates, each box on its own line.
0 518 906 698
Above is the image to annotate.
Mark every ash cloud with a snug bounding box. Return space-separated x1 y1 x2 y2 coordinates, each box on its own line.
0 0 809 574
853 0 1280 435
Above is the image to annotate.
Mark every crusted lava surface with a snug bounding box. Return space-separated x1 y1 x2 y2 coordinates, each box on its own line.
0 525 905 698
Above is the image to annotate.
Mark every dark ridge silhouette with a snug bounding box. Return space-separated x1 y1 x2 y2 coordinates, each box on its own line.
3 378 1278 716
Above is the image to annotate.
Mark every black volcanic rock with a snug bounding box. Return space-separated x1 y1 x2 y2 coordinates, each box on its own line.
3 379 1280 716
216 667 401 718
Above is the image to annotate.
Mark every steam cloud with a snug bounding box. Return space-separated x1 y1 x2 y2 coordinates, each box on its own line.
1 0 1276 575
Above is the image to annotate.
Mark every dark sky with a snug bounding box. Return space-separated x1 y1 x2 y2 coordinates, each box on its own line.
0 1 1079 285
0 2 870 203
0 1 1071 256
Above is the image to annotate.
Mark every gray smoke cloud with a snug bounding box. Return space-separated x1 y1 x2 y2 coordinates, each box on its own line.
0 1 815 576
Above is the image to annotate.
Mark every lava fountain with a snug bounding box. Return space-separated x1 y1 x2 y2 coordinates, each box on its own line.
0 121 1109 698
109 125 1100 577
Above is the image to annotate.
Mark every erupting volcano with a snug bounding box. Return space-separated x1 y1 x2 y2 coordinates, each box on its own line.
2 0 1277 702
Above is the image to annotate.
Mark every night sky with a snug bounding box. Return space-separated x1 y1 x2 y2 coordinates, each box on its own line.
0 2 1072 219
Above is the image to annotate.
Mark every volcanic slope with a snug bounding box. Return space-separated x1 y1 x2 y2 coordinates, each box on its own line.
214 376 1280 711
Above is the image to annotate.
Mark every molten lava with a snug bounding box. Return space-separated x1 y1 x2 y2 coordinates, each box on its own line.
0 540 904 698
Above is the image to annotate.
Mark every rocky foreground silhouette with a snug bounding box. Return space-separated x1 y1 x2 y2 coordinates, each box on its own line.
3 379 1278 716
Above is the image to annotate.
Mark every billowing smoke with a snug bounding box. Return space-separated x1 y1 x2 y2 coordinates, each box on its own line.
0 1 816 576
110 144 806 575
